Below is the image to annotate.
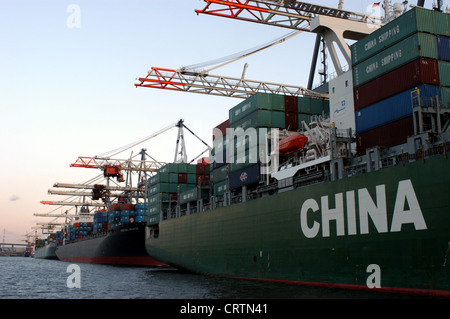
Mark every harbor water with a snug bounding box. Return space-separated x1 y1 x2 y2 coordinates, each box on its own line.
0 257 432 300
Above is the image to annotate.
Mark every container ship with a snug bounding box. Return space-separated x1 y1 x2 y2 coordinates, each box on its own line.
55 204 167 267
34 235 57 260
141 6 450 297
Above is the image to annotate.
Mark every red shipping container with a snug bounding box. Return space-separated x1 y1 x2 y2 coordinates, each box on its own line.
213 119 229 141
285 112 299 131
356 116 414 155
178 173 187 184
197 174 210 186
122 203 135 211
109 203 121 211
354 58 440 111
284 95 298 113
196 164 205 175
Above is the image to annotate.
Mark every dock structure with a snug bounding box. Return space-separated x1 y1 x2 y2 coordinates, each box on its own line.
0 243 32 257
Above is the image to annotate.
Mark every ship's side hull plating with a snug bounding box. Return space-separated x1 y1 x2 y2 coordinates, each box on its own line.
146 155 450 297
34 242 57 260
57 223 166 267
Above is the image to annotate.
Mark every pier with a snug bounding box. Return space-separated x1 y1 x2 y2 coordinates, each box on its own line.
0 243 32 257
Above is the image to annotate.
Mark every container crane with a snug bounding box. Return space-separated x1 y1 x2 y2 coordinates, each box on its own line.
135 66 326 99
68 120 210 204
135 29 328 99
136 1 382 98
70 120 183 181
194 0 383 78
37 119 211 233
195 0 383 29
39 200 105 207
71 119 210 173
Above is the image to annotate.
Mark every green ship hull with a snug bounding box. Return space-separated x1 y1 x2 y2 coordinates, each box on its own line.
146 155 450 297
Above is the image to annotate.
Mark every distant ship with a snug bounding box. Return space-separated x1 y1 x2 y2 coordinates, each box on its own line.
34 237 57 260
55 204 167 266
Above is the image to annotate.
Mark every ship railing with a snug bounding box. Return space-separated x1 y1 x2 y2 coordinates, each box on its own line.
333 128 353 139
401 142 449 164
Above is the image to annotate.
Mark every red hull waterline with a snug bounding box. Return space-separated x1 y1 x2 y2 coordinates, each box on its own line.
207 274 450 298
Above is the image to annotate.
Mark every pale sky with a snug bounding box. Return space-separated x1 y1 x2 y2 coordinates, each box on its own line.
0 0 442 243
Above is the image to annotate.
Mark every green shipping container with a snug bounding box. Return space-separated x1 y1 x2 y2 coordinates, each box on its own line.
169 173 179 183
352 32 438 88
213 180 228 196
213 136 229 154
230 109 286 132
298 113 314 125
434 10 450 37
187 174 197 184
230 145 266 172
158 163 179 174
180 188 210 204
175 163 196 174
298 97 329 115
438 61 450 87
148 172 169 186
188 165 197 174
229 93 285 124
176 163 188 173
179 183 196 193
148 192 174 206
441 87 450 109
147 183 170 196
211 165 228 183
147 214 160 225
147 203 169 216
148 205 159 215
351 7 437 65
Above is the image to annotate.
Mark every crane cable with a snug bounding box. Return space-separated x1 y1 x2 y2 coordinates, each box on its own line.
95 120 180 159
178 30 303 74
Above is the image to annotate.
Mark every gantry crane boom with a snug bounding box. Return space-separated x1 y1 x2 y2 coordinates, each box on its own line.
70 121 180 177
70 156 165 172
136 1 382 98
47 190 130 197
195 0 382 77
40 200 105 207
52 182 141 192
34 213 74 218
195 0 383 29
135 67 327 99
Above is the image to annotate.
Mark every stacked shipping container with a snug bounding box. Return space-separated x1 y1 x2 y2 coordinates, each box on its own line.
437 36 450 109
59 203 148 243
351 7 450 155
179 159 210 207
147 162 211 225
210 93 329 192
211 119 229 196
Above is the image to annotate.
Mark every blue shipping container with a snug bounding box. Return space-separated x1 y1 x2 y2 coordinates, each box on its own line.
229 164 260 189
137 209 146 216
136 203 147 210
437 36 450 61
135 215 145 223
355 84 441 133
